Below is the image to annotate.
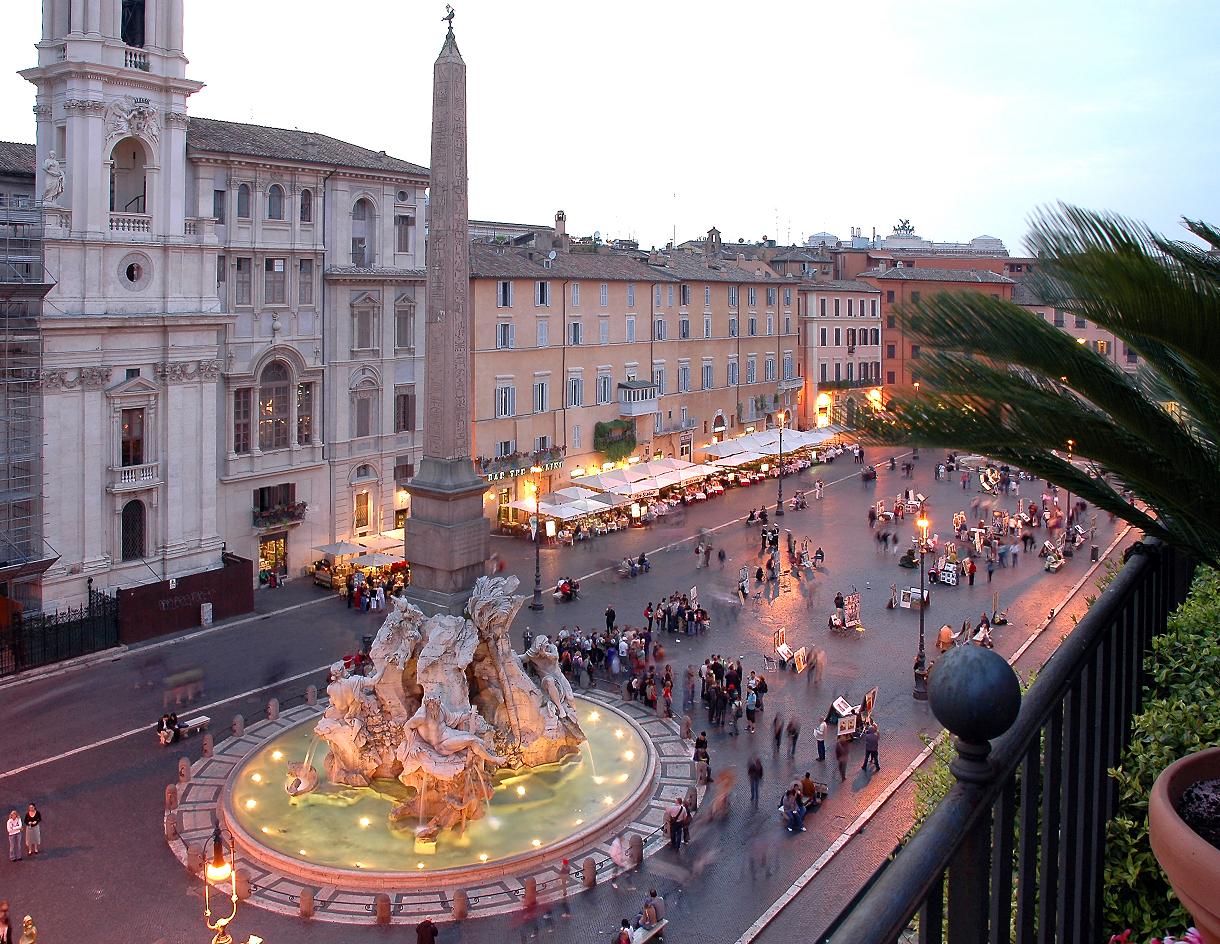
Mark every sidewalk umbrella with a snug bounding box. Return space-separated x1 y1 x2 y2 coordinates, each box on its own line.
313 541 366 556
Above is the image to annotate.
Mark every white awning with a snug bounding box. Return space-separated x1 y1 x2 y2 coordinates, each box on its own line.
349 552 401 567
711 451 767 468
358 533 402 552
313 541 366 556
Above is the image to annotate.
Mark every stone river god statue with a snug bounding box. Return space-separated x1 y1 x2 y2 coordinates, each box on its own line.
291 576 585 842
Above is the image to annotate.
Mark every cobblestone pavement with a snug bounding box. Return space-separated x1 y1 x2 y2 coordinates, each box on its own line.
0 448 1128 943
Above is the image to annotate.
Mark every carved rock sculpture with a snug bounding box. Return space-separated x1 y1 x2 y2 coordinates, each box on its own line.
295 577 585 844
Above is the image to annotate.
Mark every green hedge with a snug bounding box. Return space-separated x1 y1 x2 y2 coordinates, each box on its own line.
1103 565 1220 939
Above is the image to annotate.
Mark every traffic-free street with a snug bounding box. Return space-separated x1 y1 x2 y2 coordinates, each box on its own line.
0 449 1127 943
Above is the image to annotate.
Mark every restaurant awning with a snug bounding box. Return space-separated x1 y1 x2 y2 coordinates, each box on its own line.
358 533 403 552
349 552 401 567
711 451 767 468
313 541 367 556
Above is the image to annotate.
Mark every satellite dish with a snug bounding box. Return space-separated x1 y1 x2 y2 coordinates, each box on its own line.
547 250 557 261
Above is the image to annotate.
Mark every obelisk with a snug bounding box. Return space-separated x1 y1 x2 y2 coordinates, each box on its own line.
403 10 490 615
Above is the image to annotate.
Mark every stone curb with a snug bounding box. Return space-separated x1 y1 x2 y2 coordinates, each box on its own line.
168 689 698 925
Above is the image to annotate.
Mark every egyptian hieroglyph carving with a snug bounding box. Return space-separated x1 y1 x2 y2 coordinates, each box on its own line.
296 577 585 842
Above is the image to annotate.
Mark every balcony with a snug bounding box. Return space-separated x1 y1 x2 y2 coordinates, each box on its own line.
818 378 875 391
656 417 697 435
108 462 160 493
109 212 152 238
777 376 804 393
184 217 218 242
618 380 659 417
252 501 308 530
124 47 150 71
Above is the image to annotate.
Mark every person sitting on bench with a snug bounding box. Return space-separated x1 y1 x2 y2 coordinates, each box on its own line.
156 712 180 746
799 772 822 811
635 889 666 929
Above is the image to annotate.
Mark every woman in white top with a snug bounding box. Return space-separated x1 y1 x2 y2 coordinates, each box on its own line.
6 811 22 861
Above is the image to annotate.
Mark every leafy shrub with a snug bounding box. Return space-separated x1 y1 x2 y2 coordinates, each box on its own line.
1103 567 1220 939
593 420 635 463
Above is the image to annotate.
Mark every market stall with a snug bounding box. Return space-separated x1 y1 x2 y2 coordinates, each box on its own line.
311 541 366 589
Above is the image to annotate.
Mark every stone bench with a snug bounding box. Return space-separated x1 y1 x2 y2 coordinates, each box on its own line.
179 715 210 738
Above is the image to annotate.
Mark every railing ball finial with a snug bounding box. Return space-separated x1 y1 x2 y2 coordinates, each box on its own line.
928 645 1021 782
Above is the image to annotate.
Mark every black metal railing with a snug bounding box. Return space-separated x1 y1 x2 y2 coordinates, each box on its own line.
0 585 120 676
828 539 1192 944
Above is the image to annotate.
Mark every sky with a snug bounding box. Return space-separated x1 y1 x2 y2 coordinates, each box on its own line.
1 0 1216 253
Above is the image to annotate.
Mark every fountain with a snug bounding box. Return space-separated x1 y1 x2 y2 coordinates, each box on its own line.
218 576 656 886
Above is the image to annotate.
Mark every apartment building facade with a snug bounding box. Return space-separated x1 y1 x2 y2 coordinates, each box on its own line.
469 240 801 522
796 280 883 429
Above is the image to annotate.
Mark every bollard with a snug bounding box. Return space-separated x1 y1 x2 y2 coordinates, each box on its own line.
451 889 468 920
305 684 318 706
234 869 251 901
232 714 245 737
627 833 643 868
681 714 692 740
164 812 178 841
581 857 596 889
201 732 214 757
685 784 699 812
267 697 280 721
164 784 179 812
374 893 391 924
177 757 191 783
299 889 314 919
522 877 537 908
186 843 205 874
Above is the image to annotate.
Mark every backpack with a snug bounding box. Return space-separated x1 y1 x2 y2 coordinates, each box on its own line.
617 931 632 944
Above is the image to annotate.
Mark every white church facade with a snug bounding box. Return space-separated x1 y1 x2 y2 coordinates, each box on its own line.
18 0 427 610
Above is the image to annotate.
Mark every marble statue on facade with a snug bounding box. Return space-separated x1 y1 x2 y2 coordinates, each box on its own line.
290 576 586 845
41 152 63 205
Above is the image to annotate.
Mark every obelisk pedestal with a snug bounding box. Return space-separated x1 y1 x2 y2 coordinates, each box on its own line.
403 20 490 615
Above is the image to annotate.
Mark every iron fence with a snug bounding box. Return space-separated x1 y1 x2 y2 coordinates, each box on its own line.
0 585 119 676
828 539 1193 944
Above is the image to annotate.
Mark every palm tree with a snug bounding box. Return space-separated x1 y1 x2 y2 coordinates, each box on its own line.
862 206 1220 565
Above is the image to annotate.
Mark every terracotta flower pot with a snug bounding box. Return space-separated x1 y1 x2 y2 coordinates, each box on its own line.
1148 745 1220 944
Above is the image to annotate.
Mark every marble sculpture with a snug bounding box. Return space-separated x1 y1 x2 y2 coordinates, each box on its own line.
288 576 585 842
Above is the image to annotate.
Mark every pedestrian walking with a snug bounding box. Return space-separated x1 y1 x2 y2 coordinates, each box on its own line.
21 805 40 856
835 735 850 783
718 547 727 568
745 688 758 733
986 559 995 583
814 647 826 684
965 558 976 586
787 716 801 757
747 755 763 808
815 718 827 761
0 900 10 944
644 602 654 632
862 722 881 772
6 811 21 862
772 713 784 753
605 604 616 632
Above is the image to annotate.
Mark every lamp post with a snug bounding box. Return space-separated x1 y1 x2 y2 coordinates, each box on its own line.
1064 438 1075 530
775 409 786 517
912 505 930 700
529 465 544 611
204 827 238 944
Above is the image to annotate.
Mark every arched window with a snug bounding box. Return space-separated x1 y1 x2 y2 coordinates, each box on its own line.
351 379 379 439
351 198 375 266
258 360 291 451
236 183 251 220
354 464 376 479
300 188 313 223
267 184 285 221
121 499 146 561
109 138 148 213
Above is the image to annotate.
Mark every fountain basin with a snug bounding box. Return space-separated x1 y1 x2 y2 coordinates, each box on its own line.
221 696 655 889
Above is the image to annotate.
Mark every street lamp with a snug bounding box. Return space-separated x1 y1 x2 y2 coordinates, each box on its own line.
529 465 545 611
912 505 931 701
775 409 786 517
204 827 239 944
1064 438 1075 530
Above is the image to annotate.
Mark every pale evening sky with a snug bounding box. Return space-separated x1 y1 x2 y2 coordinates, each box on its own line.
1 0 1216 252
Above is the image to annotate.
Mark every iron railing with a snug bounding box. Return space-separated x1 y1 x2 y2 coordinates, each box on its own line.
0 585 119 676
828 539 1192 944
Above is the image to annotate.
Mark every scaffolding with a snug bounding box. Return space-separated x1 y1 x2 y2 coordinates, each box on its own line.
0 195 51 612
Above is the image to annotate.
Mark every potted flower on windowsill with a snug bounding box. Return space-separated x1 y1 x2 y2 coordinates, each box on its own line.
1148 746 1220 944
